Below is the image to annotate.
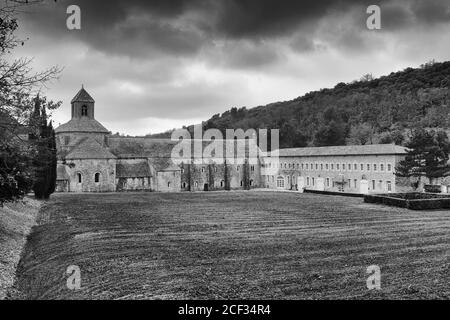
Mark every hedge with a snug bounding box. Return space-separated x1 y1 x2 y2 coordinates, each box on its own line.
364 193 450 210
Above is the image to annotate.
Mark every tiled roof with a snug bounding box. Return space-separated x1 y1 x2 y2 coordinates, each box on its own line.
107 137 260 159
148 157 176 172
65 137 117 159
55 118 110 134
116 162 151 178
56 165 69 180
271 144 408 157
108 138 177 158
161 163 182 172
71 87 95 103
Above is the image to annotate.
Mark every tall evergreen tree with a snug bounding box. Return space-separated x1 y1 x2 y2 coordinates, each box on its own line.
396 128 450 186
32 100 57 200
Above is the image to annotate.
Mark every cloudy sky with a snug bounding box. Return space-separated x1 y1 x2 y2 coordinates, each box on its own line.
13 0 450 135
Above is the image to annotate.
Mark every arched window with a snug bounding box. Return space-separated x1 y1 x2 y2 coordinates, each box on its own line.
94 173 100 183
220 180 224 187
277 176 285 188
194 181 198 188
77 173 82 184
81 105 88 116
168 182 171 188
182 182 187 189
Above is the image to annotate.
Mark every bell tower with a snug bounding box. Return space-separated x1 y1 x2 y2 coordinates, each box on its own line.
71 85 95 119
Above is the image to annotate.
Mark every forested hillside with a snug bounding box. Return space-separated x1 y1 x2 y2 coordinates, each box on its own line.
160 61 450 148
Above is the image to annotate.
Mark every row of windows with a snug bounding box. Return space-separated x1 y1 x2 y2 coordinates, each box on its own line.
76 172 101 184
181 180 254 188
183 165 256 174
267 175 393 191
265 161 393 173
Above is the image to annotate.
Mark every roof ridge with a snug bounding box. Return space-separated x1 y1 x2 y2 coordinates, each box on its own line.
71 87 95 103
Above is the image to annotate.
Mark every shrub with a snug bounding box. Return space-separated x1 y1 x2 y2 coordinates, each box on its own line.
424 185 442 193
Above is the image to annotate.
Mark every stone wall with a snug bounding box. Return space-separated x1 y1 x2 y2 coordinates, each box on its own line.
262 154 400 194
65 158 116 192
157 171 181 192
180 159 260 191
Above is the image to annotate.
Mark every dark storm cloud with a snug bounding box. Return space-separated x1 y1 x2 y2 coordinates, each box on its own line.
15 0 450 134
411 0 450 25
20 0 450 62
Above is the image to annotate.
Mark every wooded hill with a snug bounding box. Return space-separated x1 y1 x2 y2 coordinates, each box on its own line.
153 61 450 148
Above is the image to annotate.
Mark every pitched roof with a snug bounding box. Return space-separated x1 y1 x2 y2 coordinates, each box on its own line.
107 137 260 159
55 118 110 134
108 138 178 158
116 162 151 178
271 144 408 157
65 137 117 159
161 163 181 172
71 87 95 103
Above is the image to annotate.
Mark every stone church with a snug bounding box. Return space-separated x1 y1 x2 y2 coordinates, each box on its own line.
57 87 437 195
55 87 261 193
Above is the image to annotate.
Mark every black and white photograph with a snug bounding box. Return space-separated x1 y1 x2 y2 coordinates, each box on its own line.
0 0 449 309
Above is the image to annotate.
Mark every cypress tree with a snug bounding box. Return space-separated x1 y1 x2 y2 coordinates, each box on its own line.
32 99 57 200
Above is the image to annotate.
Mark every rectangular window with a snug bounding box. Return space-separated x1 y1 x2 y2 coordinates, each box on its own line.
354 163 358 171
367 164 371 171
372 180 376 190
348 163 351 171
320 164 323 171
361 163 364 171
373 164 377 171
307 177 310 186
312 178 315 186
380 164 384 171
387 181 392 192
387 164 392 172
326 163 329 170
337 164 340 170
326 178 330 187
354 179 358 188
306 163 309 170
331 163 334 170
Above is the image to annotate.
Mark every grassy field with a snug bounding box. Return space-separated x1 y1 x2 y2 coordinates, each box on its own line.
11 191 450 300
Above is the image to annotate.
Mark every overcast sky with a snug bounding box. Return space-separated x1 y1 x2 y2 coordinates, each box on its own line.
13 0 450 135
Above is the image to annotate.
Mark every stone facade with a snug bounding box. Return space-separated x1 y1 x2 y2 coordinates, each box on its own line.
57 87 441 195
261 146 408 194
55 87 259 193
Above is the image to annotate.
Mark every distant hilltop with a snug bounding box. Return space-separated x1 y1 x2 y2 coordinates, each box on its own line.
149 60 450 149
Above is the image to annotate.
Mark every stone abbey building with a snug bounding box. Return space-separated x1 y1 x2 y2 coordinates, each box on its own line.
55 87 410 194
